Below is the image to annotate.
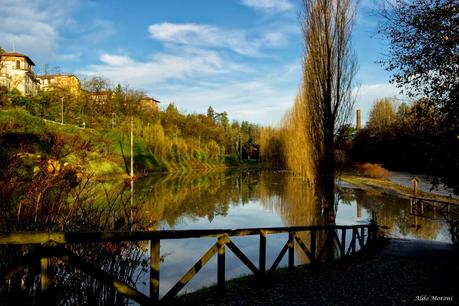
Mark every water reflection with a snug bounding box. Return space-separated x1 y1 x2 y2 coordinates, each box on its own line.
352 189 451 242
1 170 455 304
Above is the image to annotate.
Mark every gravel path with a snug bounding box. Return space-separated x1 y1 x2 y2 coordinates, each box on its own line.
172 239 459 305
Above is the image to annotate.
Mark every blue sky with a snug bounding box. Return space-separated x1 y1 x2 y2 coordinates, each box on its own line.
0 0 407 125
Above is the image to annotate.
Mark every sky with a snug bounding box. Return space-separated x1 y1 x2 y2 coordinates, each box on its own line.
0 0 408 125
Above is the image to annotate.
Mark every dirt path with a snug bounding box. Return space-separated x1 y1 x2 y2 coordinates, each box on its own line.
340 174 459 204
172 239 458 305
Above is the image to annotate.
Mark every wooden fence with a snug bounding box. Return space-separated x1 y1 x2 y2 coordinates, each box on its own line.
410 196 459 219
410 196 459 245
0 224 378 305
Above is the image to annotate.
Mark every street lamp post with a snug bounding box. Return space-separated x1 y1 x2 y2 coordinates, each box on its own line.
61 97 64 125
130 115 134 178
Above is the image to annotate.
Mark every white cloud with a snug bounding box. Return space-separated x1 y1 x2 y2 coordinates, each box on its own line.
83 4 302 125
241 0 294 12
153 62 301 125
81 48 247 88
56 52 82 61
81 48 301 125
100 54 134 66
0 3 56 56
148 22 294 56
0 0 115 66
148 23 212 44
0 0 78 60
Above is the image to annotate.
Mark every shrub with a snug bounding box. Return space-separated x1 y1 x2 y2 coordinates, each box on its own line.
0 86 10 107
355 163 390 179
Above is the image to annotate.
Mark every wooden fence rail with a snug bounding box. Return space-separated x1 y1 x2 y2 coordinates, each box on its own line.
0 224 378 305
409 196 459 245
410 196 459 218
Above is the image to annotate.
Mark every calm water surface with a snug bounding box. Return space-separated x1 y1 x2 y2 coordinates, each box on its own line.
2 169 454 304
128 169 452 297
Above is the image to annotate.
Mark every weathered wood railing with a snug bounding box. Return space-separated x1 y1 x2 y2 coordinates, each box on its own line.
0 224 378 304
410 196 459 220
410 196 459 245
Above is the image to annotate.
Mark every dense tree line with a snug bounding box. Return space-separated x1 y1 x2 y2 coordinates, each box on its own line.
262 0 458 195
377 0 458 192
0 75 260 166
354 97 458 193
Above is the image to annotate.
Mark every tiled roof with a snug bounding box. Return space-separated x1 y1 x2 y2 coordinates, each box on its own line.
37 74 78 79
142 96 160 103
0 52 35 66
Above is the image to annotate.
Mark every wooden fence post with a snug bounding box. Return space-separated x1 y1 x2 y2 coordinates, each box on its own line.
310 229 316 263
217 236 226 293
40 257 52 294
0 224 379 304
340 228 346 257
259 231 266 276
150 238 160 303
352 228 356 254
288 232 294 271
412 178 418 196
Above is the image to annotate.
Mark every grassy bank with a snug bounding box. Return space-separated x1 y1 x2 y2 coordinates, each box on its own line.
0 109 241 178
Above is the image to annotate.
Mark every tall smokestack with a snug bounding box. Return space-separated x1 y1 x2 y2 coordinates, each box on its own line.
356 109 361 130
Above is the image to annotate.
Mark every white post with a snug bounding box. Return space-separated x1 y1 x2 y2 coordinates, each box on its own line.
61 97 64 125
130 116 134 178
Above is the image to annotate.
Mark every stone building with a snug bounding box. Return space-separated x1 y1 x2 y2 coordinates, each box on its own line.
140 96 160 112
37 74 81 96
0 52 40 95
90 90 113 105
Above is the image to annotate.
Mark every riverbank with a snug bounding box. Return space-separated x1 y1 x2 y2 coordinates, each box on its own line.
172 238 458 305
0 109 260 180
340 173 459 204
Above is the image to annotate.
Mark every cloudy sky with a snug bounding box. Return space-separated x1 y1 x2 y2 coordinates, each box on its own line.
0 0 408 125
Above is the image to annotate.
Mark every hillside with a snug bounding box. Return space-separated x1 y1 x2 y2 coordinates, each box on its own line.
0 109 227 179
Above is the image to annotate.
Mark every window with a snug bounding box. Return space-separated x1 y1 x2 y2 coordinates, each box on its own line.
16 60 20 69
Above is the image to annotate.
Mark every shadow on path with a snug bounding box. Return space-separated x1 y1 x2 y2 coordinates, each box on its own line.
173 239 459 305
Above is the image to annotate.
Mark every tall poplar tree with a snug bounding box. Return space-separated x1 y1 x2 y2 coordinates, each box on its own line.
301 0 358 214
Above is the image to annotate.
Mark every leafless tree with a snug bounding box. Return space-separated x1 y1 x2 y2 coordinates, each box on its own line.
301 0 358 215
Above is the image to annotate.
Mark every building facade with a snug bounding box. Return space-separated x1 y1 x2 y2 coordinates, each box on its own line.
140 96 160 112
37 74 81 96
0 52 40 95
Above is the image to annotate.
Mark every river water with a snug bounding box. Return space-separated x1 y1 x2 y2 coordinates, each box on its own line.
128 169 453 297
1 169 455 303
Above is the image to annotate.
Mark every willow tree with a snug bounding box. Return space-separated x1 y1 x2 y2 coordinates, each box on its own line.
301 0 358 215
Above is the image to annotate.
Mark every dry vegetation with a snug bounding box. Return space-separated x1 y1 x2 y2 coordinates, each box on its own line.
261 0 358 212
355 163 390 179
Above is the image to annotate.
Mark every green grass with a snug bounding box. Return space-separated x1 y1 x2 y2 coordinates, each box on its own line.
0 108 46 133
0 109 232 177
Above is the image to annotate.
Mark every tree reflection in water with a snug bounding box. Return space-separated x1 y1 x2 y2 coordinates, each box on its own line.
0 170 450 304
0 174 149 305
353 189 446 241
258 171 334 264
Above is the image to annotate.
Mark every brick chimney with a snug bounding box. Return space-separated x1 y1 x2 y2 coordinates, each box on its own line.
356 109 361 130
